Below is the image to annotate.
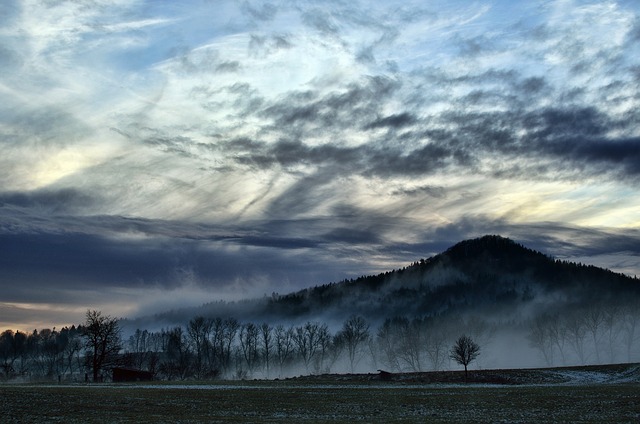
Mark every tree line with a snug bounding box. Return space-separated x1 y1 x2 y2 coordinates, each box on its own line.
527 302 640 367
1 311 486 382
0 311 121 382
3 301 637 382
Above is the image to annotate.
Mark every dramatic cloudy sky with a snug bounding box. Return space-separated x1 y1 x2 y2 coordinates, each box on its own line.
1 0 639 331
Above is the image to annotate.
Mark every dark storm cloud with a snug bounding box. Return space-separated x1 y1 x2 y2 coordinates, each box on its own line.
317 204 398 245
363 112 416 130
203 60 632 182
0 232 177 291
0 206 235 243
515 107 640 177
321 227 381 245
257 139 361 170
420 105 636 180
232 235 320 249
0 217 378 306
392 185 446 198
139 57 640 189
546 137 640 175
232 136 464 179
259 75 401 136
262 169 341 217
0 203 385 257
522 107 608 139
0 231 247 298
519 76 549 95
368 142 466 177
0 188 94 213
143 134 200 157
235 101 640 181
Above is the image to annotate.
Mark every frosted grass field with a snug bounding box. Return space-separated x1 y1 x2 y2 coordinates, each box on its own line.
2 380 639 423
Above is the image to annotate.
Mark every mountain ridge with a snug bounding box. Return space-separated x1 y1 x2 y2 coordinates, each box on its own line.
132 235 639 330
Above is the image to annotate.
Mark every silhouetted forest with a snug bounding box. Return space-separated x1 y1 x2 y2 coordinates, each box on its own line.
2 235 639 381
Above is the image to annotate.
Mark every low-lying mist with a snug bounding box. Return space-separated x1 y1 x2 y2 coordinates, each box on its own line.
117 300 640 382
3 235 639 382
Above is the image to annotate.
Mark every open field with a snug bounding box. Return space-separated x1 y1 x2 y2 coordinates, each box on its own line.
2 365 640 423
2 382 639 423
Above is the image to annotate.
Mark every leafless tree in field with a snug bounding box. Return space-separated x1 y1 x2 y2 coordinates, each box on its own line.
450 335 480 383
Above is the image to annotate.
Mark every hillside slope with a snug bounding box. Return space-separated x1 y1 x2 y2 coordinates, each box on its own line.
144 235 639 328
255 235 637 323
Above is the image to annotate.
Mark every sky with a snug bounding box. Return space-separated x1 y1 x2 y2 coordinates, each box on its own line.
1 0 639 332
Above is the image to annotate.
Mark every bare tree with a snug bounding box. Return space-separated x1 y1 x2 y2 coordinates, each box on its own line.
13 330 29 377
209 318 239 377
462 316 495 369
376 318 425 372
337 315 370 372
423 319 450 371
239 323 260 376
293 322 323 372
274 325 295 377
547 314 568 365
162 327 191 380
620 303 640 362
397 319 424 372
528 315 555 367
601 306 622 363
127 329 153 371
0 330 18 379
56 330 74 378
564 313 587 364
376 320 401 372
450 335 480 383
25 330 58 378
583 306 604 363
82 310 121 382
259 323 273 378
187 316 212 378
209 318 225 373
314 324 333 374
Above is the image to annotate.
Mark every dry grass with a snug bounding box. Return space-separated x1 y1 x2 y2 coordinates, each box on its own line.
1 381 639 423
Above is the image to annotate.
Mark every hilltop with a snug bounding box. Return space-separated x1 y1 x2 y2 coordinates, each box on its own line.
139 235 639 328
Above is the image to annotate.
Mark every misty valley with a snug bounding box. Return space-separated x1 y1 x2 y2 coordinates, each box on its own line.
2 236 640 383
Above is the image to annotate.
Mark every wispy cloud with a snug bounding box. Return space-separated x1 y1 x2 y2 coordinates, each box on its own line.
1 0 639 330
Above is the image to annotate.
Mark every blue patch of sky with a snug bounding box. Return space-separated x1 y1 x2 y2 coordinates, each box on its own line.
97 1 247 74
383 1 545 74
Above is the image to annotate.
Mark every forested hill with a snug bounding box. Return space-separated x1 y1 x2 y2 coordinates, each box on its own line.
146 235 640 327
